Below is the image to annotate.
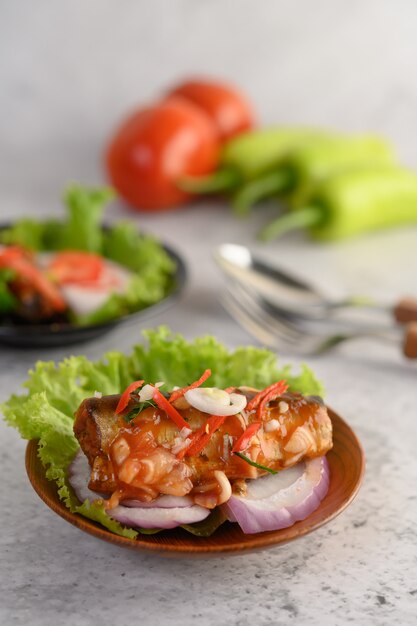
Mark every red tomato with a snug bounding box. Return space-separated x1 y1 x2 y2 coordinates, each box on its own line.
167 78 255 141
106 97 220 211
47 251 104 285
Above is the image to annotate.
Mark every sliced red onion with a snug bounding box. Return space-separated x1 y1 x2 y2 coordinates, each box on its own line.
68 450 106 504
68 450 209 529
69 450 329 534
221 456 330 534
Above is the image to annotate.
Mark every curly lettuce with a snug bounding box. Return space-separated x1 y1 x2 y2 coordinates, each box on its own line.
0 186 176 325
1 327 324 538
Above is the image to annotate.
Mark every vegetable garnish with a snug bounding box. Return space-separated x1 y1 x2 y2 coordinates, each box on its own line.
232 422 262 453
0 245 67 311
256 383 290 420
126 400 156 423
115 380 145 414
246 380 288 413
234 452 278 475
48 251 105 285
0 186 177 327
177 414 227 459
168 368 212 403
152 387 190 430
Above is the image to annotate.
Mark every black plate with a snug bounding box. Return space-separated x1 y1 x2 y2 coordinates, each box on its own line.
0 227 187 348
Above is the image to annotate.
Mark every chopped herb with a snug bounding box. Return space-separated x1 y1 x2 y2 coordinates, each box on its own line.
234 452 278 475
123 399 157 422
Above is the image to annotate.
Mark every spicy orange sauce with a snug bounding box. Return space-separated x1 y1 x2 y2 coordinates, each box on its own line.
99 392 331 508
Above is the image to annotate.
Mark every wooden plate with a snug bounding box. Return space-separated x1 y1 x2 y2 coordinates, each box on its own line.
25 408 364 556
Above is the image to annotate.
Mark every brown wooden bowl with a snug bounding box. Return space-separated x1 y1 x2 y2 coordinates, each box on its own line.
25 407 365 556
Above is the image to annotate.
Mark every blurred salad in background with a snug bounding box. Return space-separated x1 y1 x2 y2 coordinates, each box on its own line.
0 186 176 327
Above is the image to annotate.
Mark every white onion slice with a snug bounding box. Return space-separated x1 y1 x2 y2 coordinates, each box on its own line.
122 495 194 509
108 504 209 529
185 387 247 416
221 456 330 534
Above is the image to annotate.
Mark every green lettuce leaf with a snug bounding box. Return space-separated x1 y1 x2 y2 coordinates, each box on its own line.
74 223 175 326
0 186 176 325
0 219 47 250
58 186 114 252
0 269 17 313
180 508 228 537
1 327 324 538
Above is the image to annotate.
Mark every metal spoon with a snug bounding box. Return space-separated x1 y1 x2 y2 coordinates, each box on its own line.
214 243 417 323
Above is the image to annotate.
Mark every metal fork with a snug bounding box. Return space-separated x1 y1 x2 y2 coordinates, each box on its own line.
221 281 407 356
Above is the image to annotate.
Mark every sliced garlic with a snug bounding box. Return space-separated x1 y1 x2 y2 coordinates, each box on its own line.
171 437 191 456
264 418 280 433
138 384 155 402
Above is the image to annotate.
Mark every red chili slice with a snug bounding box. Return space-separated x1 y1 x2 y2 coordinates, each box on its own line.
246 380 288 412
177 414 227 459
115 380 144 414
168 369 212 403
153 388 190 430
256 384 289 421
232 422 262 453
0 246 67 311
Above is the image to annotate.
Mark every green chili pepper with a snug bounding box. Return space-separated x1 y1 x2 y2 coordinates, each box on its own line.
233 133 395 214
180 127 330 195
259 166 417 242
